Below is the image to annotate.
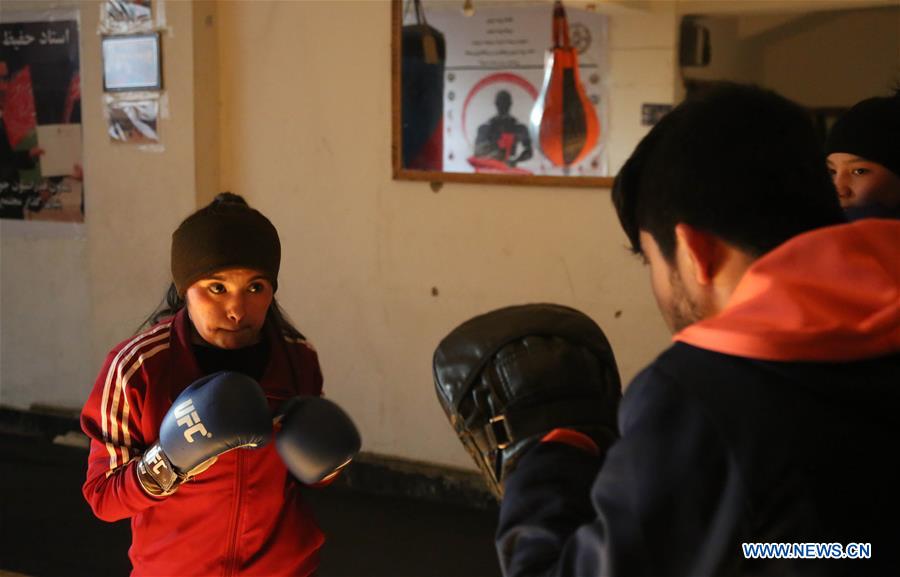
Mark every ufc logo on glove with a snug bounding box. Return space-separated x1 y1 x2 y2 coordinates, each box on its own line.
174 399 212 443
144 444 171 476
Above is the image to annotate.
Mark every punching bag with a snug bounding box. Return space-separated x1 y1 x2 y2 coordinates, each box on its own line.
401 0 446 171
531 1 599 169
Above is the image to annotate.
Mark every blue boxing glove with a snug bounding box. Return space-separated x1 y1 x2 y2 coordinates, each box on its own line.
275 396 361 485
136 371 272 496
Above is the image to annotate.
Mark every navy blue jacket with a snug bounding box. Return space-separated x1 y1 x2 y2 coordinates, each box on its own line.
498 220 900 576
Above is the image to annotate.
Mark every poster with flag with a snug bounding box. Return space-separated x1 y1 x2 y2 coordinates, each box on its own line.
1 12 83 222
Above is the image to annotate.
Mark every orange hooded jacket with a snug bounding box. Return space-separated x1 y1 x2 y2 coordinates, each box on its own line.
675 218 900 362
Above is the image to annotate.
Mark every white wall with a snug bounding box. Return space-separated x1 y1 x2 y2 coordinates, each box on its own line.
759 6 900 107
679 16 762 86
681 6 900 107
1 0 199 410
606 3 678 172
0 222 92 409
2 0 675 471
217 0 673 468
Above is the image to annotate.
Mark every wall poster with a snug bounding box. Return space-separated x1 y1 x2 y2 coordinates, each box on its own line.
1 10 83 223
100 0 155 35
412 4 608 177
105 92 161 145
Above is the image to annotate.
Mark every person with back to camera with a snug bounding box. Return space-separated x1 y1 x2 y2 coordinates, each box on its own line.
433 83 900 576
80 192 360 576
825 90 900 220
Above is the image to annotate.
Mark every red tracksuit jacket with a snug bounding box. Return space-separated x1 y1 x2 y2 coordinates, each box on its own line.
81 308 325 576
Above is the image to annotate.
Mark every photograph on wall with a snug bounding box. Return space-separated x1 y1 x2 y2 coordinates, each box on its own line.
1 12 84 223
102 33 162 92
412 4 608 177
105 93 160 145
100 0 154 35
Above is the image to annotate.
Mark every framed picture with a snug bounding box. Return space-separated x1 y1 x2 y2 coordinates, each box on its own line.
101 33 162 92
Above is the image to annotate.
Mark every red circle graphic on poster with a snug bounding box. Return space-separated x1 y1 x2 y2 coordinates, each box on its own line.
462 73 538 174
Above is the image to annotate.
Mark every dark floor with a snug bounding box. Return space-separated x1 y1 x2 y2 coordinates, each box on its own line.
0 432 501 577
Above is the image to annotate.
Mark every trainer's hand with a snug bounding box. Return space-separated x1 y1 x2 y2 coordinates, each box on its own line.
136 371 272 496
275 396 361 485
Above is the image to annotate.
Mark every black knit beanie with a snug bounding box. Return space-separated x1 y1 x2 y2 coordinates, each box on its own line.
171 193 281 296
825 92 900 178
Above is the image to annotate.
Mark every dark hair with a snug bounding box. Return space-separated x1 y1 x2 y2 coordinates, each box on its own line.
612 82 845 261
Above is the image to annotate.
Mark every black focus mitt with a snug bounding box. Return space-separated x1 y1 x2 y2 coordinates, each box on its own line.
433 303 621 498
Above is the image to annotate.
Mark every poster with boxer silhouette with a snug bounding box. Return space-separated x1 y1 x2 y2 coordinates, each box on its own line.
424 5 607 176
1 11 83 223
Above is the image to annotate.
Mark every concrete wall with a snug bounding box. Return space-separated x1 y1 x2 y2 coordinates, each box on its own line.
759 6 900 107
682 6 900 107
2 0 676 470
1 0 199 408
215 0 674 468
